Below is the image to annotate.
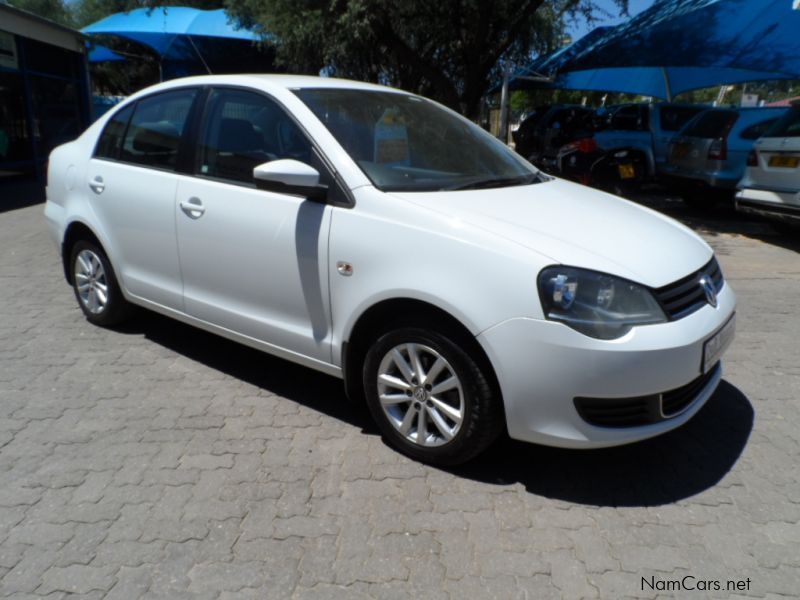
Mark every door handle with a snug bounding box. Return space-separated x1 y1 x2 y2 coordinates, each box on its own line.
88 176 105 194
180 197 205 218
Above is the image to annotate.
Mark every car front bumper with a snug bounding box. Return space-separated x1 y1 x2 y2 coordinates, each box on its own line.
477 282 736 448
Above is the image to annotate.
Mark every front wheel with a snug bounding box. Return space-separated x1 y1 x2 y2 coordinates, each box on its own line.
70 240 134 327
363 327 503 466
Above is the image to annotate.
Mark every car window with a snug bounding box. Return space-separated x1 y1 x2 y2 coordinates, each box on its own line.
739 119 779 140
610 106 645 131
120 88 198 170
94 103 134 160
765 107 800 138
659 106 704 132
682 110 738 138
198 89 313 184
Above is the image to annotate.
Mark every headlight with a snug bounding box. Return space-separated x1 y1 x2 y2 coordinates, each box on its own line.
537 266 666 339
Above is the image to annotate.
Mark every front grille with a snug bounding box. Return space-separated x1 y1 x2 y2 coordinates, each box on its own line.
653 257 724 320
574 363 720 428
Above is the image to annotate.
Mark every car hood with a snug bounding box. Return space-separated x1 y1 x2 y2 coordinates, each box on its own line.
389 178 712 288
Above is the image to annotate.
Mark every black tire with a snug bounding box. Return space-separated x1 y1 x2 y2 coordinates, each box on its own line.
681 188 734 212
362 325 503 466
69 240 134 327
771 220 800 235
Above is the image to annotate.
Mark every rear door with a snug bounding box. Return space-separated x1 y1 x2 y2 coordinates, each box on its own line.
87 88 200 310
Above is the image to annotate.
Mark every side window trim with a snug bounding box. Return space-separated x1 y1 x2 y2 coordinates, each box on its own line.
190 84 354 208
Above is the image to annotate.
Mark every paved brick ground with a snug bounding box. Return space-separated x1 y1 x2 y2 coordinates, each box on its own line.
0 198 798 599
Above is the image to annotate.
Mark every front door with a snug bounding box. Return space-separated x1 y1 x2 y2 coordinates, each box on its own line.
175 88 333 362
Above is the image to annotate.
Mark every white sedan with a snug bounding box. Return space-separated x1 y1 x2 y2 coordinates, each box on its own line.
45 75 736 464
736 104 800 228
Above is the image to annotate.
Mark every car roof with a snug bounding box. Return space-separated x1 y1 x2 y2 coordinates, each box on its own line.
125 73 405 99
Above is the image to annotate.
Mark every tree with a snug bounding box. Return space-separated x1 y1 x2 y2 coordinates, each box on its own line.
223 0 628 118
72 0 223 28
8 0 75 26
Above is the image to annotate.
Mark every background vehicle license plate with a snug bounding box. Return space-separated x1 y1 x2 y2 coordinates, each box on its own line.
768 155 799 168
703 313 735 373
618 164 635 179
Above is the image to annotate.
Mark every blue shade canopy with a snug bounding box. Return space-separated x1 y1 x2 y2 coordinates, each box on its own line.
82 7 259 56
87 44 125 63
508 0 800 99
492 27 611 94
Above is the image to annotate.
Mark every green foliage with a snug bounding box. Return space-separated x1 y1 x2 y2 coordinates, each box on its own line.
8 0 75 26
72 0 224 28
223 0 629 117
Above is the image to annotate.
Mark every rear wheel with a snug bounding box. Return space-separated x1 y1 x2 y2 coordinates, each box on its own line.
363 326 503 466
70 240 134 327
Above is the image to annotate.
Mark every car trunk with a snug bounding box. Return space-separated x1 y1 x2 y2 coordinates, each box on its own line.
752 139 800 191
750 109 800 192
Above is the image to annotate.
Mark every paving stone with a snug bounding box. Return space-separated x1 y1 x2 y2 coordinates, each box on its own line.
36 564 116 595
0 200 799 598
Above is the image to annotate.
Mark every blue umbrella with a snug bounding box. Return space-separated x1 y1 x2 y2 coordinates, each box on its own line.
508 0 800 100
82 7 262 78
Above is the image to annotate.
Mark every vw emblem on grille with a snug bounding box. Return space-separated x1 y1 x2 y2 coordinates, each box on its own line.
698 274 717 307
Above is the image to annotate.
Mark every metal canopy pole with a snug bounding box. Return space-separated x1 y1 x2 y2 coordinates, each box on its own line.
660 66 673 102
499 68 510 143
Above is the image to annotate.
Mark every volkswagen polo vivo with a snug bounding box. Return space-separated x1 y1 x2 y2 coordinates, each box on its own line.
45 75 736 465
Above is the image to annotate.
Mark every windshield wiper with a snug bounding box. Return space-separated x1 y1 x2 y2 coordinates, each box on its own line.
444 173 542 191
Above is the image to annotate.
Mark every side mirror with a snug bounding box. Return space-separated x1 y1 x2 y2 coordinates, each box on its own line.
253 159 328 201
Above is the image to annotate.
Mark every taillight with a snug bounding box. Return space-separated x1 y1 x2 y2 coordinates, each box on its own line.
578 138 598 153
747 149 758 167
708 137 727 160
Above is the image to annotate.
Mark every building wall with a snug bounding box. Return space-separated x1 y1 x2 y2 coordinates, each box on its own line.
0 6 90 184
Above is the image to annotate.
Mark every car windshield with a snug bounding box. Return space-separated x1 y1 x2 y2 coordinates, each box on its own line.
294 88 540 192
765 107 800 138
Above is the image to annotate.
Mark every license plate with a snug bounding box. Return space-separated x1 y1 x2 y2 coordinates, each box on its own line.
768 155 799 168
703 313 735 373
618 163 635 179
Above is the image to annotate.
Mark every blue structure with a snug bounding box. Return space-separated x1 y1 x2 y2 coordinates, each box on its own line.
87 44 125 63
508 0 800 100
0 4 91 184
82 8 271 81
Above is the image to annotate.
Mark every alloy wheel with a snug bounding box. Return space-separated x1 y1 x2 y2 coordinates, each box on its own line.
376 343 464 447
74 249 108 314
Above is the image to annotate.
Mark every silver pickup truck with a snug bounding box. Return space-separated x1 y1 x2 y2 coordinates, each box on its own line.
594 103 707 178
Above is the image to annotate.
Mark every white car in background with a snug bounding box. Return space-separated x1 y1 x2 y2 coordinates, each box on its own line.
736 104 800 228
45 75 736 465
